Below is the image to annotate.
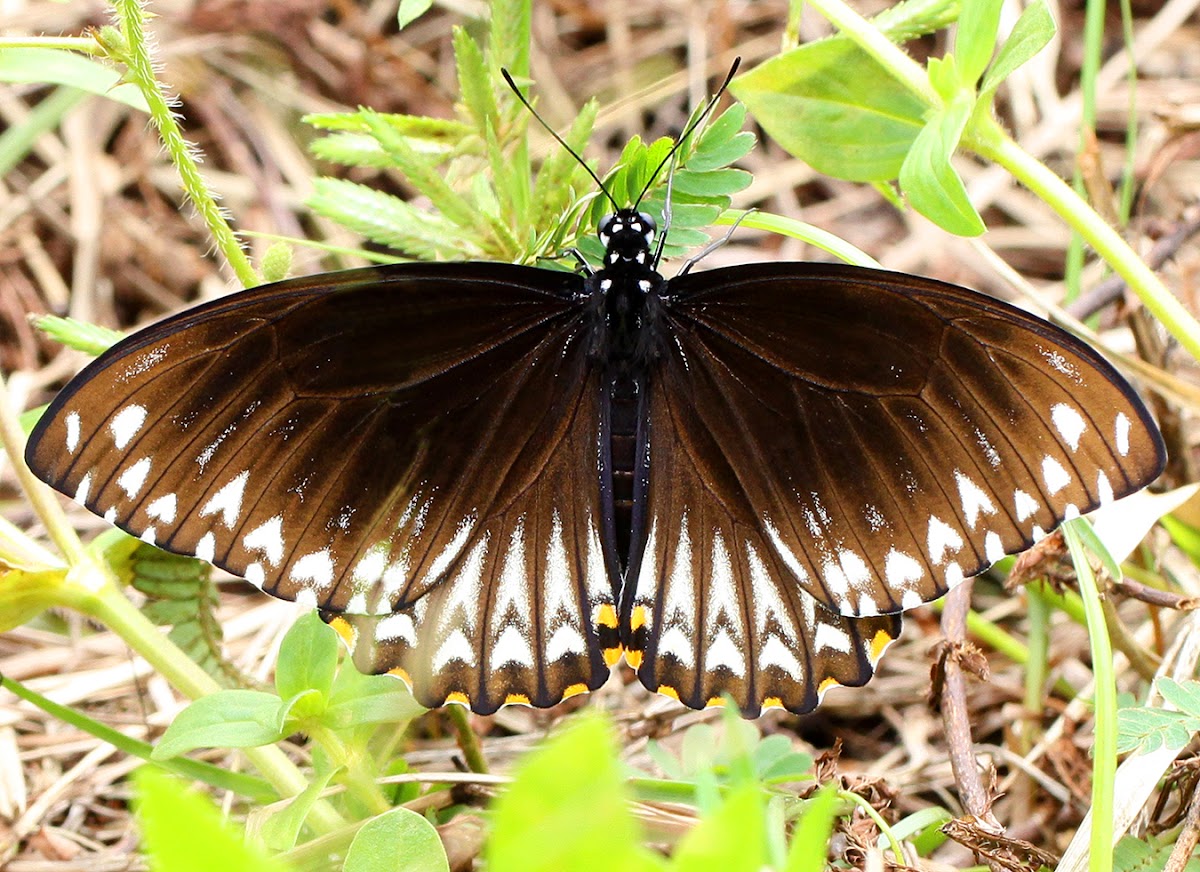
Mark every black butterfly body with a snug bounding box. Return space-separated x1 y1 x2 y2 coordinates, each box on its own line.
26 206 1165 716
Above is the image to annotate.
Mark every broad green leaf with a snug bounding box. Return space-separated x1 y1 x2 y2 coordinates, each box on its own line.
1158 679 1200 716
671 785 767 872
980 0 1056 100
898 96 985 235
31 315 122 356
344 808 450 872
954 0 1003 87
134 769 293 872
732 39 926 182
275 611 338 702
785 786 839 872
152 690 284 759
0 48 149 112
397 0 433 30
488 714 663 872
327 669 425 729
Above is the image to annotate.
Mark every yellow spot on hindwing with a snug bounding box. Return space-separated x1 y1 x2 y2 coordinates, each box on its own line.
818 677 842 695
328 616 356 646
597 603 618 628
625 649 643 669
444 691 470 705
561 683 588 700
657 685 680 701
387 666 413 687
630 605 646 630
504 693 531 705
870 628 895 661
762 696 784 709
705 696 726 708
603 645 623 667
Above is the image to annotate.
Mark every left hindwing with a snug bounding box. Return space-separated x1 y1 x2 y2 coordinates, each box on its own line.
624 262 1163 714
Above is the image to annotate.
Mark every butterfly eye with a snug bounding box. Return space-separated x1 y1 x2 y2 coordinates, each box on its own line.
598 214 615 241
637 212 656 232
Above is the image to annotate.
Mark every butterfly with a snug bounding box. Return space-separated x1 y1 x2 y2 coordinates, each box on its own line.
24 77 1165 717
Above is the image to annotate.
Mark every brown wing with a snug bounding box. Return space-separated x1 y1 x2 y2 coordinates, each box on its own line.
27 263 618 713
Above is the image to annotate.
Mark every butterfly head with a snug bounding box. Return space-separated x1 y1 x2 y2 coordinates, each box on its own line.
599 209 656 267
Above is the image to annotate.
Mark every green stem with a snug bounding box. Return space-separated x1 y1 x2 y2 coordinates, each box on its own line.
448 705 489 774
306 725 390 816
974 120 1200 362
0 36 101 53
1063 521 1116 872
0 372 83 567
109 0 258 288
802 0 940 108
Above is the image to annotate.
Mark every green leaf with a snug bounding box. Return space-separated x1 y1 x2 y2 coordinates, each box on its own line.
454 27 499 141
152 690 284 759
785 786 839 872
1158 678 1200 716
732 38 927 182
0 48 150 112
898 96 985 236
488 714 664 872
345 808 450 872
134 769 293 872
954 0 1003 87
31 315 122 356
307 177 476 260
396 0 433 30
327 669 425 729
670 168 752 197
259 764 341 853
980 0 1056 100
275 611 339 702
671 785 767 872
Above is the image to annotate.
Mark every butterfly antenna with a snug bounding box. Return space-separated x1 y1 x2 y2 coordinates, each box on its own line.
632 57 741 210
501 68 620 213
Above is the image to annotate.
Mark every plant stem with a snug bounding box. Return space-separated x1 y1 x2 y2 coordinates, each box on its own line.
803 0 940 108
1063 521 1116 872
448 705 489 774
0 372 82 566
110 0 258 289
975 120 1200 362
